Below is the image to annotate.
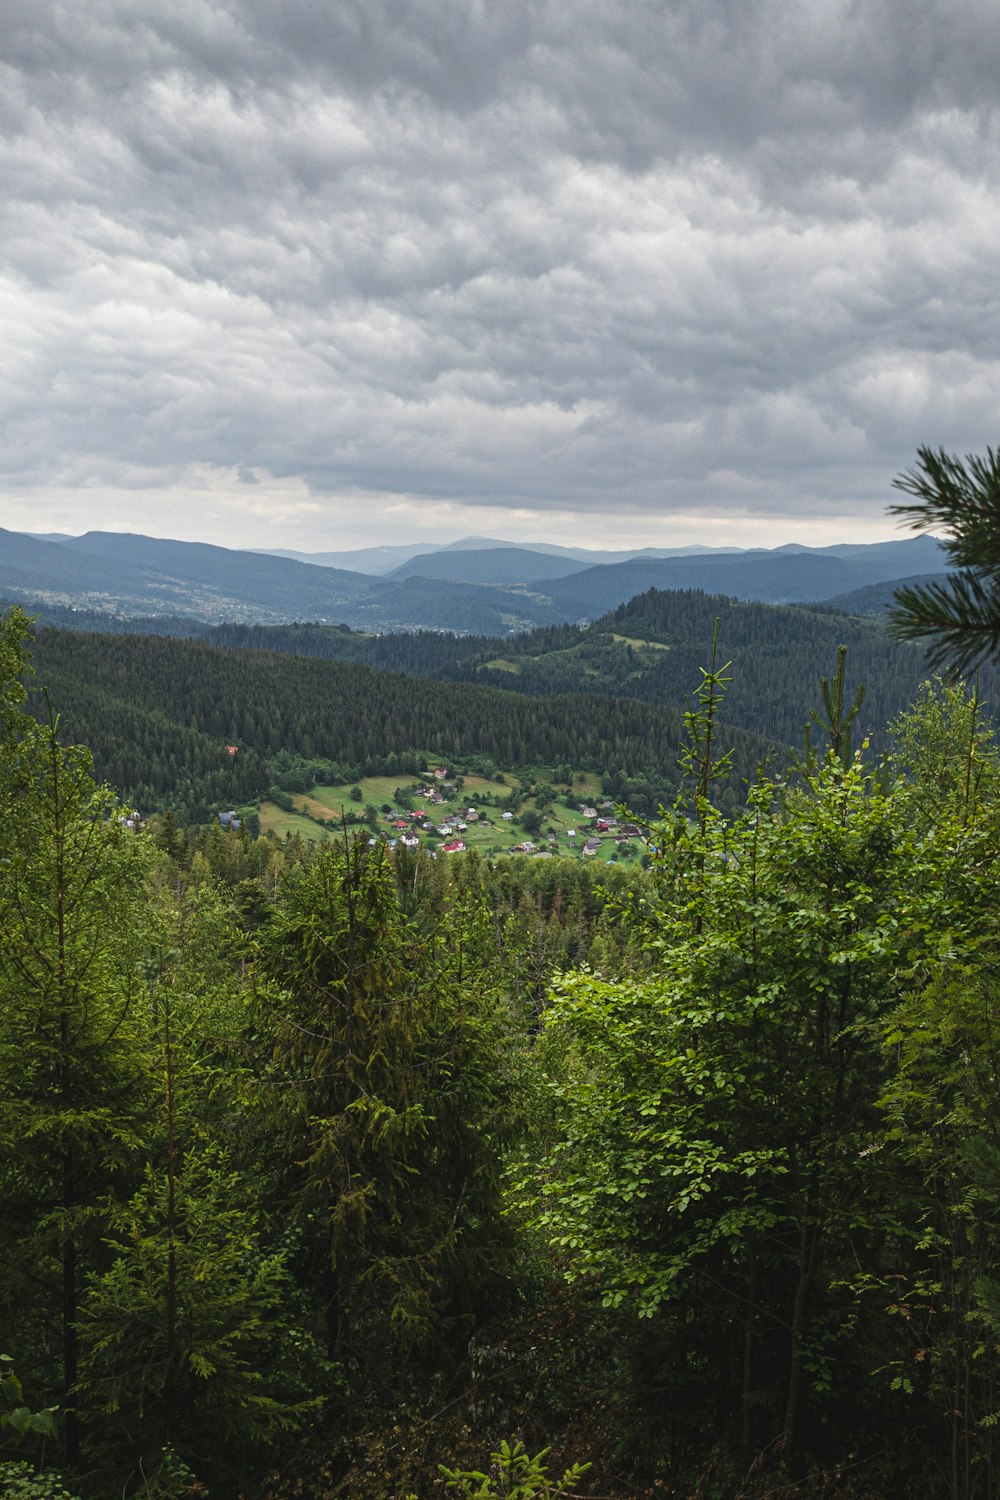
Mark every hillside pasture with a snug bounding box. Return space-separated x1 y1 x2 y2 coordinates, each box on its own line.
611 632 669 651
304 769 508 821
256 762 644 863
259 801 330 841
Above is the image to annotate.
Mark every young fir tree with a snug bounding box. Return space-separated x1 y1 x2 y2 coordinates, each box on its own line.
77 861 328 1495
259 833 516 1404
0 609 152 1469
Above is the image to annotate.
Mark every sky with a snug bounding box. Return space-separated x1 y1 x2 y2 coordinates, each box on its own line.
2 0 999 555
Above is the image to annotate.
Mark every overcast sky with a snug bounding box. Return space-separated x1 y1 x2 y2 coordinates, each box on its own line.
2 0 999 553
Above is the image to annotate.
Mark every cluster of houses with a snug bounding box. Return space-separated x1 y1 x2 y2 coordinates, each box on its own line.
377 781 645 861
385 778 486 853
574 803 643 853
256 767 646 862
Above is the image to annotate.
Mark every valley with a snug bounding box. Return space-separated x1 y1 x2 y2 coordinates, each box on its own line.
16 560 995 848
258 764 645 864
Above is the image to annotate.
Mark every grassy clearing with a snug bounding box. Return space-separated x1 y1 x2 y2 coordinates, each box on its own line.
307 776 411 813
289 791 343 821
611 633 669 650
482 658 520 673
259 802 330 841
306 771 507 820
564 769 602 795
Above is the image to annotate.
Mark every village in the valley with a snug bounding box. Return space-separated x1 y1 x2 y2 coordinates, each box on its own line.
258 762 648 863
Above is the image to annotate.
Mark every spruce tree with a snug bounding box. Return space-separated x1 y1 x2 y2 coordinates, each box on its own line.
260 833 515 1399
0 609 152 1467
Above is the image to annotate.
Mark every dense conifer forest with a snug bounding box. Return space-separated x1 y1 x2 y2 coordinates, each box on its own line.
6 598 1000 1500
20 586 994 759
204 590 943 754
26 624 779 823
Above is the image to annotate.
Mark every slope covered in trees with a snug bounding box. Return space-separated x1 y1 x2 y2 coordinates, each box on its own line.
27 624 777 822
1 529 948 632
175 588 993 752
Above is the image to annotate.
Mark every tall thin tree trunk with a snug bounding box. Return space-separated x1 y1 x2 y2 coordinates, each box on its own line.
784 1209 822 1449
53 730 81 1468
62 1156 80 1468
164 997 178 1441
740 1248 759 1472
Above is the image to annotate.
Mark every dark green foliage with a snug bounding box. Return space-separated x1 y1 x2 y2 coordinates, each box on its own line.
23 580 982 768
80 1157 326 1492
77 867 328 1494
890 445 1000 672
209 587 978 756
0 634 153 1468
27 626 776 819
259 835 518 1396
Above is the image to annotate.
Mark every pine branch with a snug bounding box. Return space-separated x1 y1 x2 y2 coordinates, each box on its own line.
888 572 1000 675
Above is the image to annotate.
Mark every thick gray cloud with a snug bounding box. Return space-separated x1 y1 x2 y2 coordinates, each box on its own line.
2 0 1000 548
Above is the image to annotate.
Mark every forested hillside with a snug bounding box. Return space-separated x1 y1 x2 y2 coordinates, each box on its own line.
0 531 557 633
180 588 989 753
8 560 981 768
28 624 777 822
6 601 1000 1500
0 529 949 631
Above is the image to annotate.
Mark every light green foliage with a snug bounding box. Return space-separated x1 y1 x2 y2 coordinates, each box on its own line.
440 1438 590 1499
0 1356 56 1444
0 606 31 730
677 617 733 824
867 689 1000 1491
890 676 998 829
531 759 904 1284
795 643 866 773
0 1461 82 1500
520 745 927 1456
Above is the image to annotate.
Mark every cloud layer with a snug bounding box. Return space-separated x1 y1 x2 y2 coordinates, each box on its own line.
3 0 1000 547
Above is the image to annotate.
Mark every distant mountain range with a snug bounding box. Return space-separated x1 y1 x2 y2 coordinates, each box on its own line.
1 527 949 633
258 535 746 575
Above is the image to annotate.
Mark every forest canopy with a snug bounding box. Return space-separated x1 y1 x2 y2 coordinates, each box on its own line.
4 602 1000 1500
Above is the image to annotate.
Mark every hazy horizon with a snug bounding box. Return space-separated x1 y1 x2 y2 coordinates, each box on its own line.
11 520 919 558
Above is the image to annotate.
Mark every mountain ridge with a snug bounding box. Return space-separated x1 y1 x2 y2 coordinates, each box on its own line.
0 527 949 633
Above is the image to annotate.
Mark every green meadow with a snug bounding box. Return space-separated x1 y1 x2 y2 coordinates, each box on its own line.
258 763 642 862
